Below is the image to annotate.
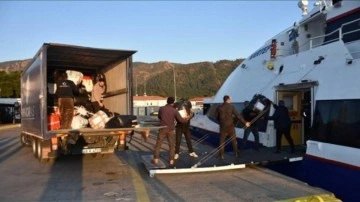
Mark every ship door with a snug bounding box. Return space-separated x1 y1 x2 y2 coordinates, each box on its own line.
277 91 303 145
275 81 317 146
302 90 312 142
276 88 314 145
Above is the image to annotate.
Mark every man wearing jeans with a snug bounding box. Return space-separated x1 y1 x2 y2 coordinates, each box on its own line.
174 100 198 159
56 72 79 129
152 97 189 167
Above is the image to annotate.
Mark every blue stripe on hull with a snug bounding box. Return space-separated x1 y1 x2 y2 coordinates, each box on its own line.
267 157 360 201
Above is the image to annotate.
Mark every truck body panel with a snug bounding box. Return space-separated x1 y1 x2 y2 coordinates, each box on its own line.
21 54 43 136
20 43 147 161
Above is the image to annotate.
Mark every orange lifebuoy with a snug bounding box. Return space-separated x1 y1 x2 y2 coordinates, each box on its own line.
270 39 277 59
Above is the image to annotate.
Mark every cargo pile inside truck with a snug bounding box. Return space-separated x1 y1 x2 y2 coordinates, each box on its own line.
20 43 140 159
47 69 137 131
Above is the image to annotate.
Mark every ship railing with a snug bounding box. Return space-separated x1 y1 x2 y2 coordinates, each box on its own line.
310 17 360 50
299 39 311 52
340 17 360 41
342 18 360 59
310 28 339 49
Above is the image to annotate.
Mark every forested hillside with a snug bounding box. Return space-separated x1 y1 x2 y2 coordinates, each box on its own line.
0 58 243 98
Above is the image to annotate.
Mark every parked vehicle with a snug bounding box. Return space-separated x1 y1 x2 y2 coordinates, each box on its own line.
20 43 155 162
0 98 21 124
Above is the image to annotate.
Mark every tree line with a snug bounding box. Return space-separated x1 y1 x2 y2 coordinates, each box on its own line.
0 71 21 98
134 59 243 98
0 58 243 98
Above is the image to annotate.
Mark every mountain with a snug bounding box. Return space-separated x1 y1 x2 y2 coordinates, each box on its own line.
0 59 32 73
133 59 244 98
0 58 244 98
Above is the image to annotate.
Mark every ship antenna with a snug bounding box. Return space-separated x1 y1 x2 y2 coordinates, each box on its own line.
298 0 309 16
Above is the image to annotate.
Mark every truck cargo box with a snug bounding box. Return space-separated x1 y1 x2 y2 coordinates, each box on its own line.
20 43 155 162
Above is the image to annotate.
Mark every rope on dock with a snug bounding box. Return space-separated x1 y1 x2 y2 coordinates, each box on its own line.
179 134 210 155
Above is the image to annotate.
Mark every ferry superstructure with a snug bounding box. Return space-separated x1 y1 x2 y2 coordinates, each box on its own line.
190 1 360 200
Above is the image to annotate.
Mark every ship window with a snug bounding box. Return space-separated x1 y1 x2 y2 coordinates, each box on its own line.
283 96 294 110
324 9 360 43
332 0 342 6
311 100 360 148
206 102 245 123
205 103 220 123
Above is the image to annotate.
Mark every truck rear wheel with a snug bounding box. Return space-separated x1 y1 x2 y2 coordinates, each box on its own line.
20 133 32 147
37 139 52 163
32 138 38 158
31 138 49 162
36 140 43 160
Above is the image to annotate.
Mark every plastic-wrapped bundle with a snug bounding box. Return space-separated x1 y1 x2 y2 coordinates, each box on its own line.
89 110 110 129
174 99 192 118
66 70 83 85
74 94 92 112
71 115 89 129
105 114 138 129
47 83 56 95
82 75 93 93
117 115 138 128
245 94 271 112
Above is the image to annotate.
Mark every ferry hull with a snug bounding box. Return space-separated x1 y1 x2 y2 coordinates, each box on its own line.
190 126 260 152
267 156 360 202
192 124 360 201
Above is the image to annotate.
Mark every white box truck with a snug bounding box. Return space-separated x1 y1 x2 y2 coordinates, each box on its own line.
20 43 156 162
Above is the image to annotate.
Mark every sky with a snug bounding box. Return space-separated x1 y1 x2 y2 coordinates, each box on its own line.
0 1 313 64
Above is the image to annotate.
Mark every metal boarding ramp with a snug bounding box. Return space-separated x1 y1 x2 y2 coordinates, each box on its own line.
141 110 304 177
142 136 304 177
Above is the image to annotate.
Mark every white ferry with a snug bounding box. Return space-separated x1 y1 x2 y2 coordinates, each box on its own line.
190 1 360 201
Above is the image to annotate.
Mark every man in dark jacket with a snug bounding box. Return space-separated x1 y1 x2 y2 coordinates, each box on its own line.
174 100 198 159
215 95 250 160
268 100 294 153
55 72 79 129
241 101 260 151
152 97 189 167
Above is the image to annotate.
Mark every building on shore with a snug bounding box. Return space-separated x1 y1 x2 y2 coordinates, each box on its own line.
133 95 211 116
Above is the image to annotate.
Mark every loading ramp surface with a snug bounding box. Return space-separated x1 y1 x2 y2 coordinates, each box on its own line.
129 130 305 177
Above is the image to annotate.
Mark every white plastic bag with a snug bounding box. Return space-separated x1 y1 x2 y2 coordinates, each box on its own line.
89 110 110 129
66 70 83 85
82 76 93 92
71 115 89 129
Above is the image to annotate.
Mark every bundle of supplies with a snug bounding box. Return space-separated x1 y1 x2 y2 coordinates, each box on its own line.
71 106 89 129
89 110 111 129
71 115 89 129
66 70 83 85
82 75 93 93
